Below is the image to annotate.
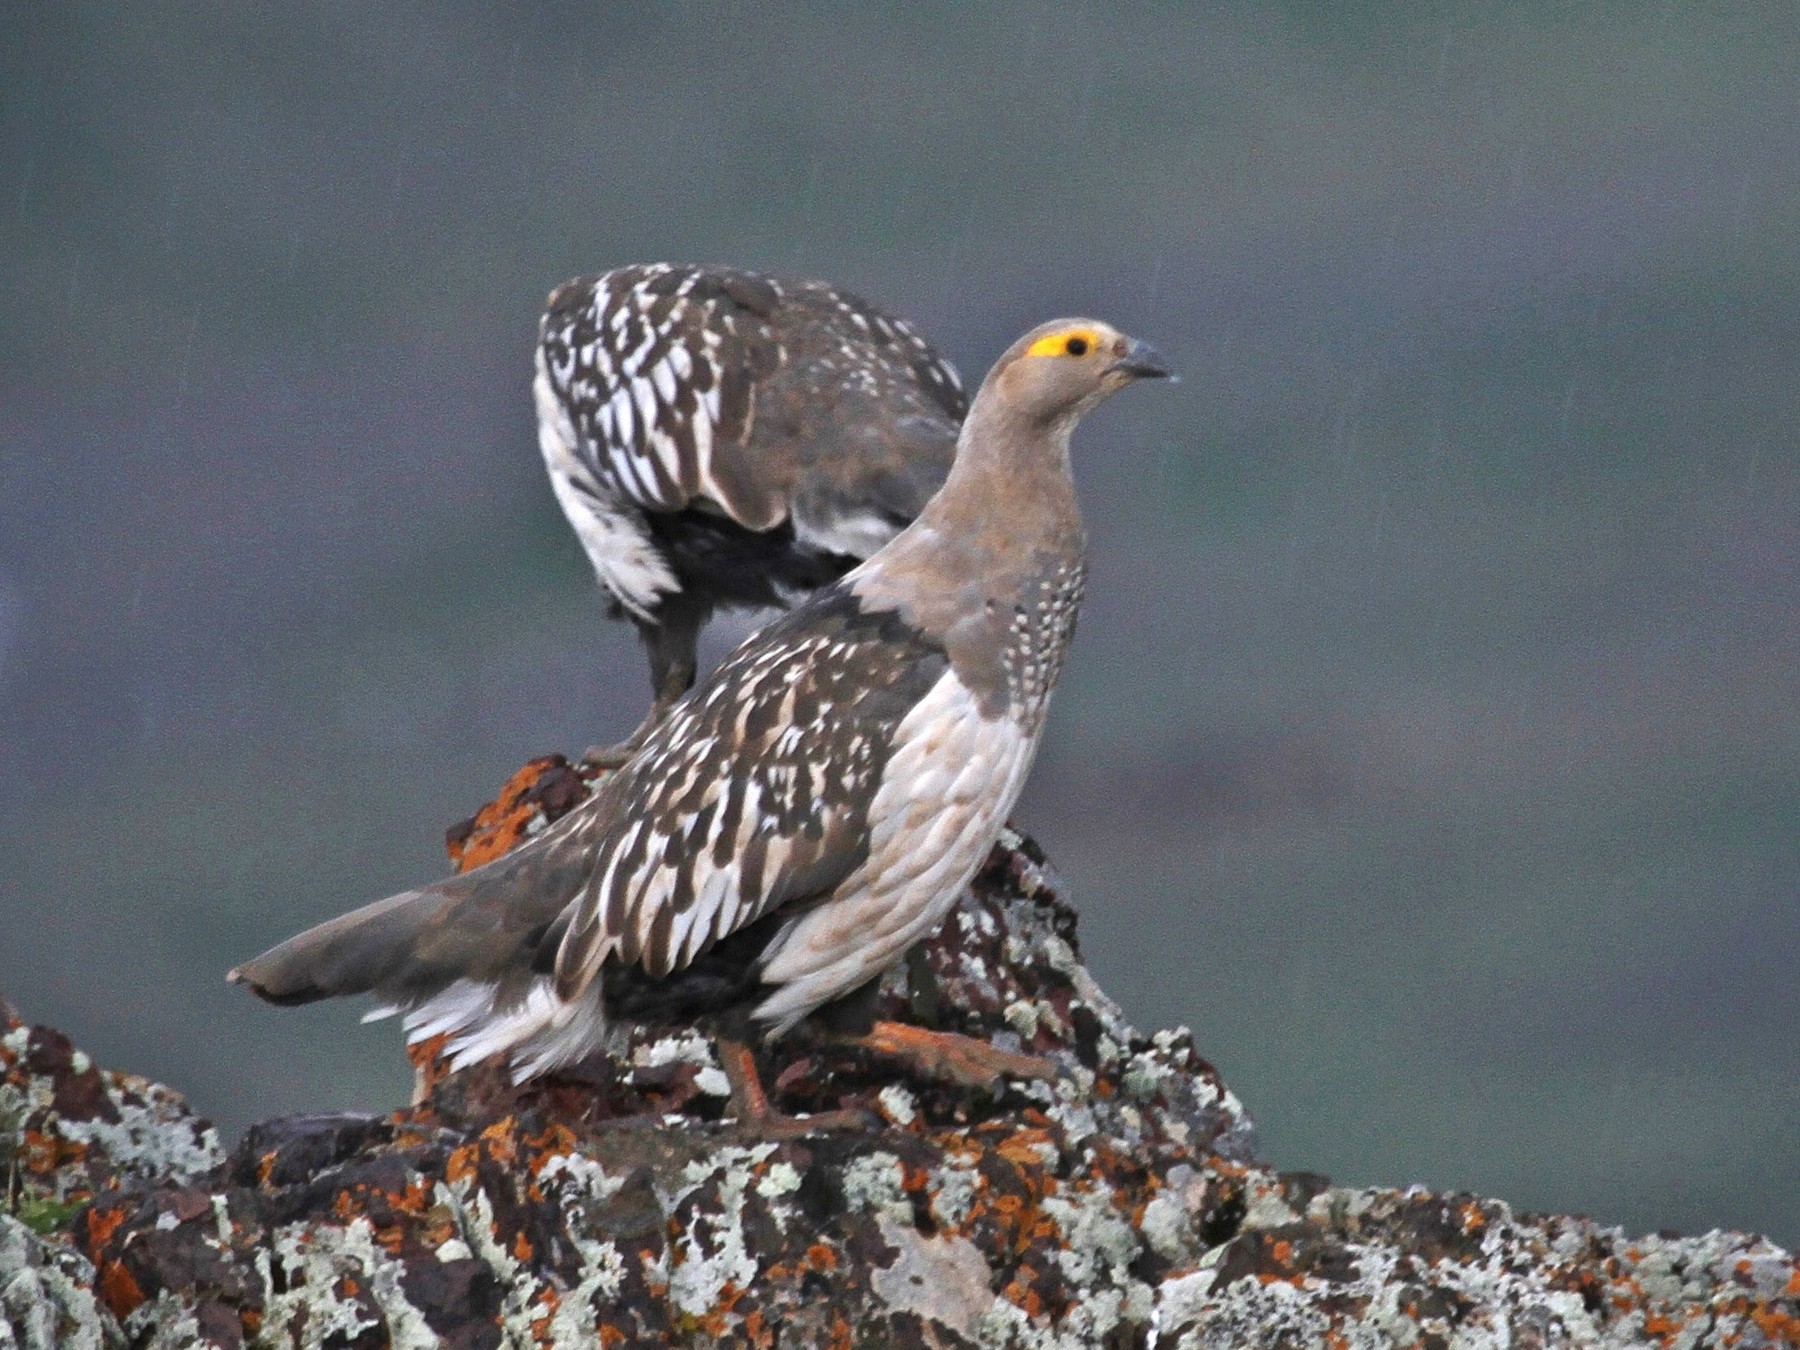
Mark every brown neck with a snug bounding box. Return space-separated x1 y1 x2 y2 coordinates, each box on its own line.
849 384 1087 696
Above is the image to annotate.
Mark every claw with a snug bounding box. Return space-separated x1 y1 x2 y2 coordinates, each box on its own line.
717 1038 875 1137
854 1021 1062 1090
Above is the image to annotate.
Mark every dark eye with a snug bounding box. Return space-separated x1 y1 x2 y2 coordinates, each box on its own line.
1065 336 1089 356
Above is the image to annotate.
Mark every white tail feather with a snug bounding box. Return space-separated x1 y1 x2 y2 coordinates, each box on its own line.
395 976 610 1083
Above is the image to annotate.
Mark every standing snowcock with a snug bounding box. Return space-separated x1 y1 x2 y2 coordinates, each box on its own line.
534 263 967 764
230 317 1171 1130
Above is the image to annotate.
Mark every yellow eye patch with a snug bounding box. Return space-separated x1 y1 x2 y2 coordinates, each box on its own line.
1026 328 1102 358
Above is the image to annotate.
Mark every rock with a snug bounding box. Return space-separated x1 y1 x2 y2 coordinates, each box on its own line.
4 756 1797 1348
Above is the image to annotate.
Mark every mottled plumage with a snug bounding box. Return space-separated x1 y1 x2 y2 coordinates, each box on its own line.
231 317 1169 1096
535 263 966 731
556 588 947 988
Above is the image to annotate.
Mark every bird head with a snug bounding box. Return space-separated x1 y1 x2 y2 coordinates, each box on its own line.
984 318 1171 428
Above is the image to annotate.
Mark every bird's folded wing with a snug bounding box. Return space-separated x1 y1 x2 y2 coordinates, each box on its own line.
553 589 948 1001
539 263 784 524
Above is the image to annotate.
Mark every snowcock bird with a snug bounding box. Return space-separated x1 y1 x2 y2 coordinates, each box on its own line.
534 262 967 763
230 317 1170 1129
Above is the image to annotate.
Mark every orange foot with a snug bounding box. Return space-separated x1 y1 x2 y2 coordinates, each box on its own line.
854 1021 1062 1090
716 1039 874 1137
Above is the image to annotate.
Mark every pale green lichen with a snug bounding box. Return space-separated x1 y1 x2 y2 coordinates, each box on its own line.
511 1147 639 1338
260 1218 438 1350
0 1214 113 1350
839 1152 910 1225
1234 1181 1299 1233
666 1153 765 1321
1003 999 1041 1040
121 1293 207 1350
928 1159 981 1232
1140 1166 1204 1264
876 1083 918 1127
1150 1190 1800 1350
1041 1184 1141 1291
58 1093 223 1186
754 1159 803 1205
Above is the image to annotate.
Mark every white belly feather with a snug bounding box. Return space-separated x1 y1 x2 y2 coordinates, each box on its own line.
752 668 1038 1033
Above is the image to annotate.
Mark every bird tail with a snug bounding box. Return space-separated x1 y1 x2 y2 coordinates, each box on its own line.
228 800 606 1080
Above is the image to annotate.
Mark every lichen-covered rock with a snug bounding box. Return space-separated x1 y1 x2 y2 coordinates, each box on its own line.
4 758 1796 1348
1149 1186 1800 1349
0 998 224 1229
1 997 224 1350
0 1214 113 1350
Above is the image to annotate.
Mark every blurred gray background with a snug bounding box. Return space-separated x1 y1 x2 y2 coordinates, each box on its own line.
3 4 1796 1244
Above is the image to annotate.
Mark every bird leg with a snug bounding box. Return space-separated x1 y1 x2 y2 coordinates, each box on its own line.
583 608 704 769
715 1037 872 1137
852 1020 1062 1090
581 709 660 771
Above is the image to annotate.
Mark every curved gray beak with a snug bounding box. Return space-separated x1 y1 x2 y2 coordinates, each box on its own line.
1112 337 1172 380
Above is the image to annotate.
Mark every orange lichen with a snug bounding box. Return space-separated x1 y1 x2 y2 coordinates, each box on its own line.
23 1128 87 1174
378 1176 429 1216
1001 1272 1043 1316
690 1280 749 1337
996 1128 1055 1168
525 1122 578 1171
85 1205 126 1251
742 1307 775 1348
445 1142 480 1185
406 1032 455 1096
1642 1309 1686 1341
446 757 589 872
97 1260 146 1318
1748 1303 1800 1343
479 1117 521 1165
804 1242 839 1272
528 1285 560 1343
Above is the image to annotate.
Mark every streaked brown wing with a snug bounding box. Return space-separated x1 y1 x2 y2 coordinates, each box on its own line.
537 263 964 535
539 263 781 517
553 586 948 1001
